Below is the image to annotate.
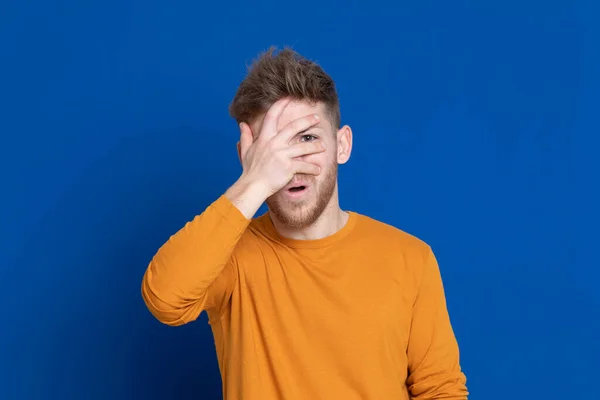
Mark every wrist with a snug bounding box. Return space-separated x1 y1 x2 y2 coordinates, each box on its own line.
224 175 269 219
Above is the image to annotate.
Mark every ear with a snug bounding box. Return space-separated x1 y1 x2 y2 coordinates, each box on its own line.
237 122 254 165
336 125 353 164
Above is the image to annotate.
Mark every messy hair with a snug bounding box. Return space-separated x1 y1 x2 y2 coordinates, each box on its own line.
229 46 340 129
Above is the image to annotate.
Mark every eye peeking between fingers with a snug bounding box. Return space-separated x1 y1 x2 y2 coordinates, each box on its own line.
299 134 318 143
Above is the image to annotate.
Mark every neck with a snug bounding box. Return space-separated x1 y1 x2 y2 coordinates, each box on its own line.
270 189 349 241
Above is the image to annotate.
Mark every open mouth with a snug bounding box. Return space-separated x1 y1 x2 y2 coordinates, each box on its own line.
288 185 306 192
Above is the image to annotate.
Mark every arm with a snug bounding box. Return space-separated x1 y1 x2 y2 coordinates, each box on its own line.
141 180 266 326
406 248 468 399
141 101 325 326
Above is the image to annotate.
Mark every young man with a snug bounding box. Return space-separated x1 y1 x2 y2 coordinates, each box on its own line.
141 47 468 400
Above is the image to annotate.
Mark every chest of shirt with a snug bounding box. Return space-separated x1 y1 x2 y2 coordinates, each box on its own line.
233 243 418 352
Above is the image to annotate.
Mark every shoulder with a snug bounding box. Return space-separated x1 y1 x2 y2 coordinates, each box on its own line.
352 213 446 294
353 212 434 262
355 213 430 248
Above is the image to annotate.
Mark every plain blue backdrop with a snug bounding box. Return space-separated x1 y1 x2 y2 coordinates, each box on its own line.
1 0 597 399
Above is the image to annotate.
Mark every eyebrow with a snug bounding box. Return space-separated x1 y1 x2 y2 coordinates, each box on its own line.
298 125 322 135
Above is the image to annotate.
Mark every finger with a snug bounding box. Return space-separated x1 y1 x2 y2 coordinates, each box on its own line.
260 98 292 140
239 122 253 159
292 160 321 176
285 141 326 158
276 113 320 144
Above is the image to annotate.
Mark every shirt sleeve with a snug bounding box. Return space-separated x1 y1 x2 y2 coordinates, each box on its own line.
141 195 251 326
406 247 469 399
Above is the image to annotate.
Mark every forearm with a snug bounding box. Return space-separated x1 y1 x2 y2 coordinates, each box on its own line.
224 174 269 219
141 192 253 325
406 248 468 399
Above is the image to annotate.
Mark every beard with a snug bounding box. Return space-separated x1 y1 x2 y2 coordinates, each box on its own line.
266 160 338 229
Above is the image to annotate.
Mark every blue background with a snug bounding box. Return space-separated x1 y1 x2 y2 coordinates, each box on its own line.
1 0 597 399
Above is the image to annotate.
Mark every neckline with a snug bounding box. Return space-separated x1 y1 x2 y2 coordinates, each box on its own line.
256 210 358 249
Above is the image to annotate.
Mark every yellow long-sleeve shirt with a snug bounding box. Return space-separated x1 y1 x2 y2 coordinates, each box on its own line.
141 195 468 400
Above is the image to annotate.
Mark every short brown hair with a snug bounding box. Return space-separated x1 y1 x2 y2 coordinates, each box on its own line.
229 46 341 129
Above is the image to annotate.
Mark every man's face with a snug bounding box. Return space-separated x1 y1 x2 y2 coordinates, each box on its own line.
249 100 347 229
